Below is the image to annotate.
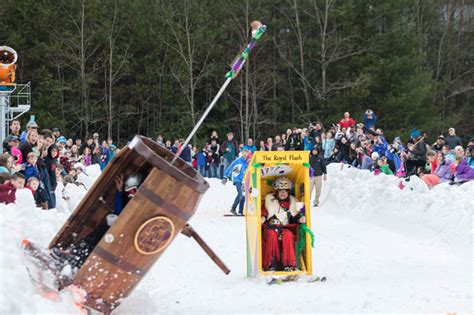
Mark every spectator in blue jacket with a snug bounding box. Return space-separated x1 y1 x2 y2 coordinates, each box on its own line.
322 131 336 160
303 130 314 151
196 146 207 177
222 148 250 216
372 135 388 157
363 109 377 129
385 145 402 175
23 152 39 180
20 120 39 144
243 138 257 153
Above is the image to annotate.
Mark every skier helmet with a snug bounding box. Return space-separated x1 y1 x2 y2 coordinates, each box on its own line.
124 172 143 194
272 176 293 191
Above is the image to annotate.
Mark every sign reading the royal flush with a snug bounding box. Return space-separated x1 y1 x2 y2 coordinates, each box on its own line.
255 151 309 164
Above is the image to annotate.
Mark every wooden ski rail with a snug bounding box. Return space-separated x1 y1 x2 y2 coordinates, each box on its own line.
181 224 231 275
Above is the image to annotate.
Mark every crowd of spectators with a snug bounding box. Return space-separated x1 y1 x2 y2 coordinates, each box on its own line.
160 110 473 189
0 118 117 208
1 109 472 208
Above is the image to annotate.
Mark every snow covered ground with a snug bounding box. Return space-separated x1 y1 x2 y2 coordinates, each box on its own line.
1 163 472 314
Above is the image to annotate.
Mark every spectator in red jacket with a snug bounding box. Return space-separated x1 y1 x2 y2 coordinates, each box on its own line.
0 172 26 204
339 112 356 129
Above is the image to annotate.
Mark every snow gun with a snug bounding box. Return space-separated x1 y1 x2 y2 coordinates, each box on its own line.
172 20 267 164
0 46 17 91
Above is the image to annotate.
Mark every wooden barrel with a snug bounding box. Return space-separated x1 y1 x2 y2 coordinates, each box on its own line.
49 136 209 314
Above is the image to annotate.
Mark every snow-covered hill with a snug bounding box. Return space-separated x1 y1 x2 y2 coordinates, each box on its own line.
1 164 472 314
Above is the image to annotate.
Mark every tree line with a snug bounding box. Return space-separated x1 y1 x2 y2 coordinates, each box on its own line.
1 0 472 144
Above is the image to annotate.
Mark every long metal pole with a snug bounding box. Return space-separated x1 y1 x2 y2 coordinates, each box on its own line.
171 23 266 165
171 77 232 164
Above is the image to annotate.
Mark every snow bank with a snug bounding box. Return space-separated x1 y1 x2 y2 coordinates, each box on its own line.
0 166 101 314
320 163 473 251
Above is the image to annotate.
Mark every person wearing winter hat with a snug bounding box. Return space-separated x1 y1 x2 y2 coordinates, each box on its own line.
20 117 38 144
52 127 61 139
56 136 68 156
222 148 250 216
261 177 306 271
432 135 445 152
115 172 143 213
3 135 22 165
410 128 421 140
406 128 427 175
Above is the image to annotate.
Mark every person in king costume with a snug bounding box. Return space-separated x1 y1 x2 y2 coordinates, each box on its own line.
261 177 305 271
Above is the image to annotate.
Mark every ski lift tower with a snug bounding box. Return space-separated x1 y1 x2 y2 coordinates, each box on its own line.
0 46 31 152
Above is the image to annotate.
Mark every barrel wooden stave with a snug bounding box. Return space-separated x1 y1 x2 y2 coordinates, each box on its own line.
48 136 208 313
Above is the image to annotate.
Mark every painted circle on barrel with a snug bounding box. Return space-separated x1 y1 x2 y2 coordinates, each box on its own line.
134 216 175 255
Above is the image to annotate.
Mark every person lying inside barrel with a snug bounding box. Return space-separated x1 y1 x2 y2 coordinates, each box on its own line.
261 177 305 272
113 172 143 215
52 172 144 269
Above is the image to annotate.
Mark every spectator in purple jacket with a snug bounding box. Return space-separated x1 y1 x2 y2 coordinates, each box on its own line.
454 156 474 183
434 152 454 182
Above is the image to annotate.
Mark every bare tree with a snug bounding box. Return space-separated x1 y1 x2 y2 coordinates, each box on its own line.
310 0 368 104
276 0 368 120
157 0 211 138
104 0 130 140
48 0 101 137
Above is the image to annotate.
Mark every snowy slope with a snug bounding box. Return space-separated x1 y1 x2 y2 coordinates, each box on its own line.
1 164 472 314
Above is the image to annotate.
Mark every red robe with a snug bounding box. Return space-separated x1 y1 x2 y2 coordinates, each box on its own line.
261 199 299 270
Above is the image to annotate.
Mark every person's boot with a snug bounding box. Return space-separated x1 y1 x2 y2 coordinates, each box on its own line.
230 208 237 215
